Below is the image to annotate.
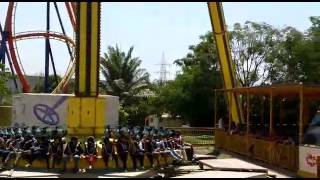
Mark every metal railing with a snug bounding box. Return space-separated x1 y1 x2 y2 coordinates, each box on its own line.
166 127 215 146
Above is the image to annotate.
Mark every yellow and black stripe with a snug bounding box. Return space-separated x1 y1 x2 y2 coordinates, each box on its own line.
207 2 243 124
75 2 101 97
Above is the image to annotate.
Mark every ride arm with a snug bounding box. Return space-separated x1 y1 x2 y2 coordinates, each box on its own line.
207 2 243 124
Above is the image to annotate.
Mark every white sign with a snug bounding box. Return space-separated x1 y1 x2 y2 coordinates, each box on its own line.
299 145 320 175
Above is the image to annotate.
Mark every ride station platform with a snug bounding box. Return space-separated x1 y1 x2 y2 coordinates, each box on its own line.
198 158 268 173
0 169 155 178
173 171 268 178
172 158 270 178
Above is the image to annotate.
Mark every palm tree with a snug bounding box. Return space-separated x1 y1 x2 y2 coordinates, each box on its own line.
100 45 150 105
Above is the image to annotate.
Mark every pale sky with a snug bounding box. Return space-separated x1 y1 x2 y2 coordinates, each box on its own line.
0 2 319 81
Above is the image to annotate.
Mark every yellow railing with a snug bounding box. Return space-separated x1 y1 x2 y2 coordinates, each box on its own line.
215 129 298 171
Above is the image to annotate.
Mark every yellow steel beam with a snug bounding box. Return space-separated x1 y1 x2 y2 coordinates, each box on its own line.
207 2 243 124
78 2 87 94
75 2 100 97
70 2 104 137
90 2 99 96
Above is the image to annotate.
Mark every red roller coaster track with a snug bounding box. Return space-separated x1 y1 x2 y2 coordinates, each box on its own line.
4 2 76 93
13 31 75 48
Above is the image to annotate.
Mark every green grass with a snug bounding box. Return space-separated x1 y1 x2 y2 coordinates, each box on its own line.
183 135 215 145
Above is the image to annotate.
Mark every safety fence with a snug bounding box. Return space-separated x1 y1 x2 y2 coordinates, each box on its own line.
215 129 299 171
166 127 215 146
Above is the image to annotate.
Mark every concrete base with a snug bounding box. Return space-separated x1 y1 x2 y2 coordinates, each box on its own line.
11 93 119 128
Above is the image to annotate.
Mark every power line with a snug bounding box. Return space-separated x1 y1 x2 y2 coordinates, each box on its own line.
155 52 170 84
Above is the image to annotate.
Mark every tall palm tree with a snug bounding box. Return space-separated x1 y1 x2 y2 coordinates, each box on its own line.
100 45 150 105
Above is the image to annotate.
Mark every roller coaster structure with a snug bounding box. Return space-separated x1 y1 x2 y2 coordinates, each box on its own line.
0 2 76 94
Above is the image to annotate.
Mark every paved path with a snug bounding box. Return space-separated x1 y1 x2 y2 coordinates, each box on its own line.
0 169 152 178
219 152 298 178
173 171 267 178
0 151 297 178
172 156 296 178
199 158 268 172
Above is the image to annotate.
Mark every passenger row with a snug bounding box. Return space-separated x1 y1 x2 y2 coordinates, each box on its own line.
0 126 194 173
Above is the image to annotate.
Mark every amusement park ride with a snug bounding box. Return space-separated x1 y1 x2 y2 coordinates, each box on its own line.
0 2 319 177
0 2 76 94
0 2 239 137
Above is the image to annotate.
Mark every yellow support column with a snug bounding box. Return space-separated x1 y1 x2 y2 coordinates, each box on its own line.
80 98 96 128
95 97 106 134
68 2 105 137
75 2 100 97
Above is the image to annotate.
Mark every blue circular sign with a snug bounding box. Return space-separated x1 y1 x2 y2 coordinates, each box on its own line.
33 104 59 125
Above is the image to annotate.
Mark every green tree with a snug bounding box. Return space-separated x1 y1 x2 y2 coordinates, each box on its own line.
122 96 159 127
157 32 225 127
156 19 320 127
176 21 282 87
157 21 283 126
229 21 282 86
33 75 62 93
302 16 320 83
100 45 150 106
269 17 320 84
268 27 307 83
119 105 129 127
100 45 153 125
0 64 13 104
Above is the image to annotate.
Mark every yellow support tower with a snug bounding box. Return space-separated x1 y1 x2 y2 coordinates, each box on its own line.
207 2 243 124
75 2 100 97
68 2 105 136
